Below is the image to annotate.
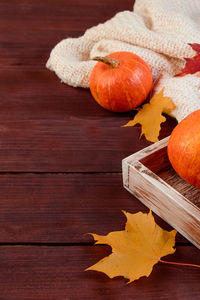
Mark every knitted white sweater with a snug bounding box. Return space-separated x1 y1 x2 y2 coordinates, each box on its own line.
46 0 200 122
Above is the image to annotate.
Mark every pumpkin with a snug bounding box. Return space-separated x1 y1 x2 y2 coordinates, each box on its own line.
89 51 153 112
167 109 200 188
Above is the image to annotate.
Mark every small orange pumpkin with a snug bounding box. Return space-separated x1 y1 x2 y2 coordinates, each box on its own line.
89 51 153 112
168 109 200 188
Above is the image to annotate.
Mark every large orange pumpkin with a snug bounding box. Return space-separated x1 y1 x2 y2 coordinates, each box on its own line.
167 109 200 188
89 51 153 112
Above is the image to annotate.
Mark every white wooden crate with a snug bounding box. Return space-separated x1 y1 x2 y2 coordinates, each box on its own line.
122 136 200 249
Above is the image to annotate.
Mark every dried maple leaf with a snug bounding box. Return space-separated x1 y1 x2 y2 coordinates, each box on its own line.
176 43 200 76
86 210 177 283
123 88 175 143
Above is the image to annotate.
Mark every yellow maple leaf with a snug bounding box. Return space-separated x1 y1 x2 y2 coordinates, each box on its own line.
123 88 175 143
86 210 177 283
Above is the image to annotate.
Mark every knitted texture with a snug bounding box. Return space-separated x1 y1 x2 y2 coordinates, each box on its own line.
46 0 200 122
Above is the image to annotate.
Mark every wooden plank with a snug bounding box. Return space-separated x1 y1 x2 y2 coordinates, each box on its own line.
0 245 199 300
0 121 150 172
0 30 69 69
0 173 189 243
0 0 134 31
0 70 177 172
0 0 134 69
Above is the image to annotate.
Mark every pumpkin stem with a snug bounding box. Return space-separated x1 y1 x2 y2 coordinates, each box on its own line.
92 56 120 68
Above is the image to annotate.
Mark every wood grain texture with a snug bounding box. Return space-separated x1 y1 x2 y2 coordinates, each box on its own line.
0 245 199 300
0 70 176 172
0 173 187 244
0 0 134 69
159 167 200 209
0 0 197 298
0 0 134 31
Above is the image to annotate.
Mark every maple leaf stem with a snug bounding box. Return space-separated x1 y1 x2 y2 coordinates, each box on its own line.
159 259 200 269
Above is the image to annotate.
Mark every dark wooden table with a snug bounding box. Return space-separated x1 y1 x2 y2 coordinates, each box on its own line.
1 0 199 299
